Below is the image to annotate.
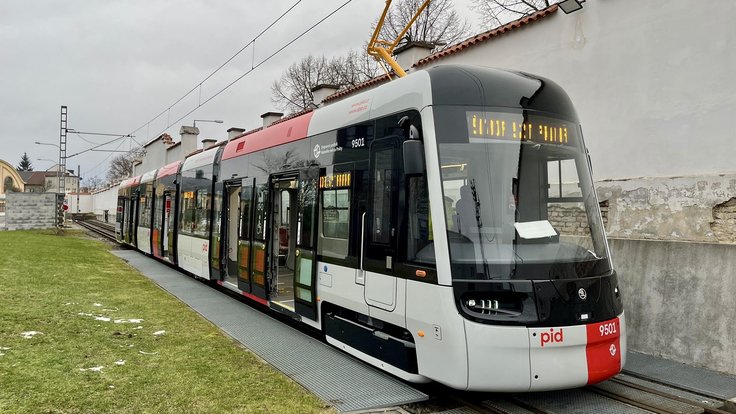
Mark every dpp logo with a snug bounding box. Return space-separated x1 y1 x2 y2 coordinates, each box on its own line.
313 144 321 159
540 328 564 347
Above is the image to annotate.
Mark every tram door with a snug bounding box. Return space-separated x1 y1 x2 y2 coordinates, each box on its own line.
162 192 172 260
116 196 125 240
264 168 319 319
294 168 319 320
222 181 241 286
238 178 255 294
364 137 400 311
268 173 299 311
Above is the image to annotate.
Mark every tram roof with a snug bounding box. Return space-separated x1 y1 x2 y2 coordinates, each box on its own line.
222 111 313 161
156 160 181 180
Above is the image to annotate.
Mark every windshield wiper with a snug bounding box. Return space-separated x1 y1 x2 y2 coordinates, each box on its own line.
470 178 492 279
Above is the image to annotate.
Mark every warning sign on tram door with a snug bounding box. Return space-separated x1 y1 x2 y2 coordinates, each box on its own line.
62 204 69 211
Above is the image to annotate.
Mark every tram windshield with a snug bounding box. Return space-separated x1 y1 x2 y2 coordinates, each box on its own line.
433 107 610 280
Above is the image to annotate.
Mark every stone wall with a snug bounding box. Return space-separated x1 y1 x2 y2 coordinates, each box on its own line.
711 197 736 243
547 201 609 237
5 192 58 230
597 174 736 244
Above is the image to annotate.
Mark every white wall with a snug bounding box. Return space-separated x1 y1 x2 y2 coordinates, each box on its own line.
66 193 93 214
421 0 736 180
91 185 119 222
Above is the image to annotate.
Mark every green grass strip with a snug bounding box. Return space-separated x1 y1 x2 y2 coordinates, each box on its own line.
0 230 332 414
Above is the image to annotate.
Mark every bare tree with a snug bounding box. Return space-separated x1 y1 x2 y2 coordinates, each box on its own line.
471 0 552 30
271 51 380 114
106 147 145 184
82 176 105 192
373 0 471 51
329 50 381 89
272 0 468 113
271 55 336 114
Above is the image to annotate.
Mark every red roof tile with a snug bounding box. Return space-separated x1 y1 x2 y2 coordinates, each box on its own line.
414 5 558 68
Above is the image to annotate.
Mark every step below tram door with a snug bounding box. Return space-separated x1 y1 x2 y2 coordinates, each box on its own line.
268 167 319 321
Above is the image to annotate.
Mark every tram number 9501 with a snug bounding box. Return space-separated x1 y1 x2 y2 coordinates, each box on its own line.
599 322 617 337
351 137 365 148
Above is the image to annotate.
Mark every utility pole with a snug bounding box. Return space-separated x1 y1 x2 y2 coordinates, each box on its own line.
76 164 80 215
58 106 68 228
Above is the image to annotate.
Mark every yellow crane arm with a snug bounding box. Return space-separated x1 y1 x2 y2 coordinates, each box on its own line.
368 0 431 78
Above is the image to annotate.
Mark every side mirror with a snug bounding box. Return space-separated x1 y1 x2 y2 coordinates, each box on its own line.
403 140 425 176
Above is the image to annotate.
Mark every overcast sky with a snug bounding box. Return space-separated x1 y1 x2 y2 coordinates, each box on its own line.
1 0 481 182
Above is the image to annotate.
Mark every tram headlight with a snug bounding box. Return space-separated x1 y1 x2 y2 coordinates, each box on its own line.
465 299 499 311
456 281 539 324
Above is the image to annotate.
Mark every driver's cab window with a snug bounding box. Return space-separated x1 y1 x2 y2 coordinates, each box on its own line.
546 158 590 238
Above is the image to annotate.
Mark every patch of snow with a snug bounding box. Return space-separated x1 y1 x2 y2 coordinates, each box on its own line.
78 312 94 317
0 347 10 351
93 303 103 307
79 366 104 372
114 360 126 365
133 326 143 330
95 316 111 322
102 308 119 312
63 302 78 306
108 385 115 389
113 318 144 324
0 353 5 357
138 350 158 355
152 330 165 336
21 331 43 339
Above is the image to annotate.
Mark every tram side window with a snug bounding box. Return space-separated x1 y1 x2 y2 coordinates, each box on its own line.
240 185 253 240
252 183 268 241
138 184 154 228
180 191 197 235
180 188 210 237
406 175 433 265
153 187 164 230
319 188 350 259
371 148 393 244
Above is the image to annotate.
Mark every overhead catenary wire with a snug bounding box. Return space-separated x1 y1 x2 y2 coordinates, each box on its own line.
83 0 354 180
126 0 305 145
147 0 355 140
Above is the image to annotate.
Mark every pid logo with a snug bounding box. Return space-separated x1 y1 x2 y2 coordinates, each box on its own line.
540 328 564 347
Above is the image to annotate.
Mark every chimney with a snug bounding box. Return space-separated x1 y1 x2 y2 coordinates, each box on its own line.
179 125 199 157
227 127 245 140
202 138 217 149
159 133 174 146
311 84 340 107
394 41 435 73
260 112 283 128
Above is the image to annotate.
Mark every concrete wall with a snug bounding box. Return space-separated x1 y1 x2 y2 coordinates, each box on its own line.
5 192 58 230
612 238 736 375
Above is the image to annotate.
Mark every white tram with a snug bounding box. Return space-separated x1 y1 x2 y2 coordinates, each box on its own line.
117 65 625 391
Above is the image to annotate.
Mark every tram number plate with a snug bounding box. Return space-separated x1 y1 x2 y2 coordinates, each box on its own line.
351 138 365 148
598 322 617 337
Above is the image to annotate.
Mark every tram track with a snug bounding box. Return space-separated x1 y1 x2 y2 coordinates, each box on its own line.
413 373 736 414
75 218 116 241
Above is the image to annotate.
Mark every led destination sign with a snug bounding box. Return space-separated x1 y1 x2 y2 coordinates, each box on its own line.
319 172 352 189
466 111 575 145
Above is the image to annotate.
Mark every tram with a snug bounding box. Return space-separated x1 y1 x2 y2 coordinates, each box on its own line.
116 64 625 391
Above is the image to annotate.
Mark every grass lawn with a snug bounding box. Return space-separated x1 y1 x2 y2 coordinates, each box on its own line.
0 230 332 414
